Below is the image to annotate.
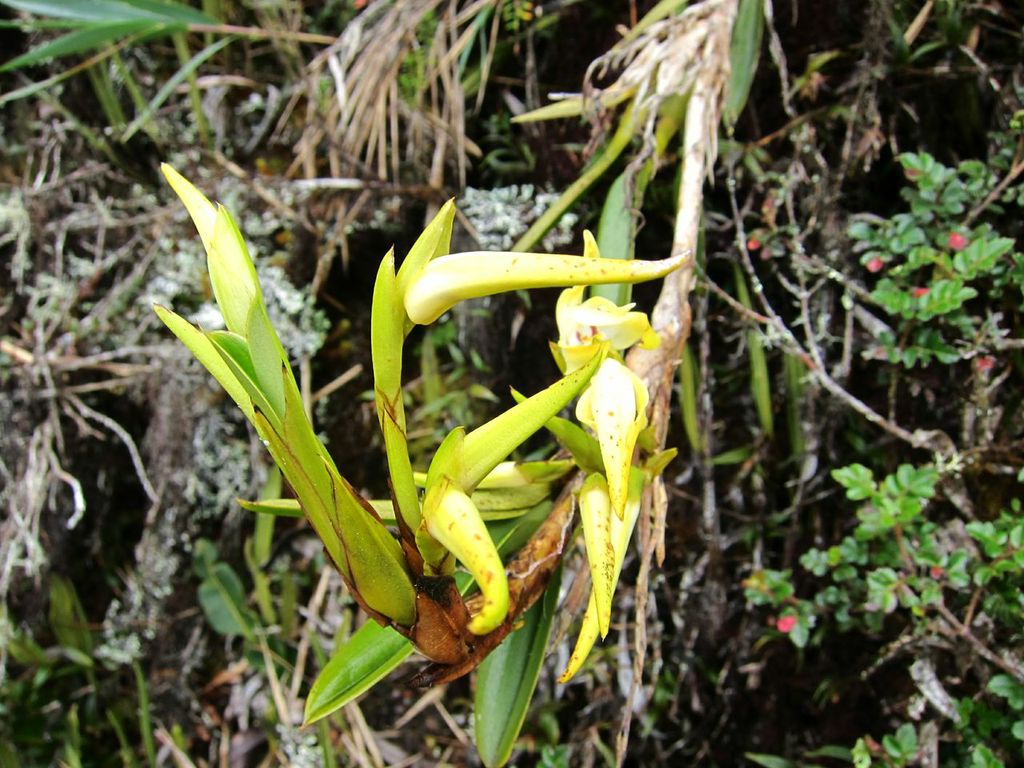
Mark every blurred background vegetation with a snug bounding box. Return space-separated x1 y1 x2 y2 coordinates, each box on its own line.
1 0 1023 766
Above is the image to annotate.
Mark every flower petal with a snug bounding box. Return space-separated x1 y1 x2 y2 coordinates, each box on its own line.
576 359 649 518
404 249 687 326
579 474 615 637
423 482 509 635
561 468 644 681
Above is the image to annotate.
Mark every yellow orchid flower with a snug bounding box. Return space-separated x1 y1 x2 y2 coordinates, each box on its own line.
576 358 649 519
560 468 644 683
421 479 509 636
401 230 686 326
554 285 661 372
549 231 660 373
579 473 615 638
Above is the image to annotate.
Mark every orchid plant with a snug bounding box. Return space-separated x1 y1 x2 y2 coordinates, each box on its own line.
156 165 683 762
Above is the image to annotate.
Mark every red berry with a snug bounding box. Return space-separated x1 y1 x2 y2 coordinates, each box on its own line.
775 615 797 633
930 565 944 579
747 237 762 251
947 232 969 251
866 257 884 273
911 287 930 298
976 356 995 373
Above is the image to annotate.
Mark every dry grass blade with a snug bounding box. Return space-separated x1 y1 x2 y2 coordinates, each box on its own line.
583 0 736 176
297 0 493 183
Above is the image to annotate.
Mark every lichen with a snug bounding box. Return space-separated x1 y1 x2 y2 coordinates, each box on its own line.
458 185 579 251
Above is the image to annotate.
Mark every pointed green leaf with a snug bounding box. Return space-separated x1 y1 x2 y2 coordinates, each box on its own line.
461 350 603 490
154 305 254 421
511 87 634 123
591 172 634 305
724 0 764 125
48 576 93 655
0 20 154 72
206 331 281 432
246 302 286 418
204 202 259 337
371 248 420 531
678 341 702 452
1 0 214 24
471 484 554 513
395 199 456 301
733 264 773 437
303 621 413 726
474 568 561 768
323 462 417 627
237 497 303 518
511 388 603 473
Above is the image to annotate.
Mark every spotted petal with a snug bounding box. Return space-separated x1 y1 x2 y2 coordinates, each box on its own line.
576 359 649 519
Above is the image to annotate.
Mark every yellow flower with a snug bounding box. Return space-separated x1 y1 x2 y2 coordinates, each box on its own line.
560 468 644 682
548 231 660 373
554 285 660 373
402 229 686 326
576 358 649 519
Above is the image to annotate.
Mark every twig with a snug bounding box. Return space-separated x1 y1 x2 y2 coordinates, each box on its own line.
311 364 364 404
933 601 1024 682
64 394 160 510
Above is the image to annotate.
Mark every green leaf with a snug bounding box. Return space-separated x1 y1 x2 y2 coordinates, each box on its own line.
246 302 286 419
121 34 234 141
724 0 764 125
591 172 635 306
744 755 798 768
678 342 702 453
303 621 413 725
0 20 153 71
154 305 254 422
48 576 93 655
198 562 256 639
832 464 875 500
734 264 773 436
1 0 214 24
237 497 303 518
474 569 561 768
512 87 635 124
371 248 421 531
461 350 603 489
510 389 603 473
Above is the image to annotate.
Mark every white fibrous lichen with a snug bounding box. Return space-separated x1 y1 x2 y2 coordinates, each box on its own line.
95 514 182 666
458 186 579 252
277 723 324 768
0 190 32 290
185 408 253 520
259 264 329 360
146 245 327 361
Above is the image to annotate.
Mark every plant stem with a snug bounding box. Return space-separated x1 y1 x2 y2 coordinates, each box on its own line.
172 32 211 149
511 103 638 253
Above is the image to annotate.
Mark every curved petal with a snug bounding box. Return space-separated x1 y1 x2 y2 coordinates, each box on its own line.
423 482 509 635
404 250 687 326
561 468 644 681
579 474 615 637
576 359 649 518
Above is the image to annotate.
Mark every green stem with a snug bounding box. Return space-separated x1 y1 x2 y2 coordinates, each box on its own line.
511 103 638 253
172 31 211 148
132 662 157 768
